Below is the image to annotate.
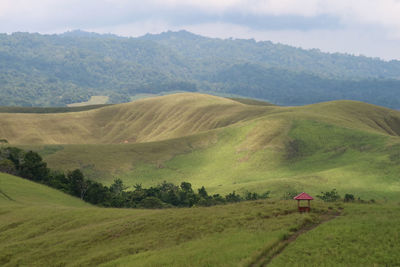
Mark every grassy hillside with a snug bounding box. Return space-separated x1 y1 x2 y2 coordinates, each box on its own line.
2 93 400 266
2 93 399 200
0 94 400 199
0 93 269 144
270 203 400 266
0 172 337 266
0 172 88 207
1 173 399 266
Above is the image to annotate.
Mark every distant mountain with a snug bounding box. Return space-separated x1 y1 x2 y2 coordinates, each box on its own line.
0 30 400 107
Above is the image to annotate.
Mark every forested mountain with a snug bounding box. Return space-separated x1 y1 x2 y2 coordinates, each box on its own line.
1 30 400 107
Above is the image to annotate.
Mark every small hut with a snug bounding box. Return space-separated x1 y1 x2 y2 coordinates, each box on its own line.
293 192 313 213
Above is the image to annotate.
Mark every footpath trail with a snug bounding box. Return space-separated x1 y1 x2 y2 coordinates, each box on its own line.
248 212 341 267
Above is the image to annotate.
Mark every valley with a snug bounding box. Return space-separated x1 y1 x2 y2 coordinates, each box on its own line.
1 93 400 266
2 2 400 266
1 93 399 199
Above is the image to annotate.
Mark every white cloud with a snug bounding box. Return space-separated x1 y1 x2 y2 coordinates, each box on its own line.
180 21 400 60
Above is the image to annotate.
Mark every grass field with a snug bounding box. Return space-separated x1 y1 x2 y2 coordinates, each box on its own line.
269 202 400 266
2 93 400 266
1 173 399 266
2 93 399 200
0 172 335 266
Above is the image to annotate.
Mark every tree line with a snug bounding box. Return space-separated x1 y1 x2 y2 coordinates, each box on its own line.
0 147 270 208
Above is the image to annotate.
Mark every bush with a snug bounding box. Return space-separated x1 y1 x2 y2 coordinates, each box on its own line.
139 197 166 209
317 189 341 202
344 193 355 202
0 159 16 174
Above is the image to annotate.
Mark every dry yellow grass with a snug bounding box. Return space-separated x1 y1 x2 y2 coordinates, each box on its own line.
2 94 399 146
0 93 271 144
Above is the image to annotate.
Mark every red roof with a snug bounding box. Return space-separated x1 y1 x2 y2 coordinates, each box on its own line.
293 192 313 200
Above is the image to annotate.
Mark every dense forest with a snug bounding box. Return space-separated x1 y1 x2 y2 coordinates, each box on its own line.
1 30 400 108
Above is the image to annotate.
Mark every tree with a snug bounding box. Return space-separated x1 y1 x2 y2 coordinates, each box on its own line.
19 151 49 182
67 169 87 199
317 189 341 202
47 170 69 191
0 159 16 174
225 191 242 203
85 181 111 205
198 186 208 198
110 178 128 195
179 182 196 207
180 182 193 193
344 193 355 202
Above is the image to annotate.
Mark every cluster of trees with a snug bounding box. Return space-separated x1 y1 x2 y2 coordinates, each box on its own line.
0 147 270 208
317 189 375 203
1 31 400 108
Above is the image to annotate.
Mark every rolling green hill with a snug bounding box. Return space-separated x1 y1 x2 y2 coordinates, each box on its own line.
2 93 400 266
1 93 399 200
1 167 400 266
0 172 337 266
0 93 269 144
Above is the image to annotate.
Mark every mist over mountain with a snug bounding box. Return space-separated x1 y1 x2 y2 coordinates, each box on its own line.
1 30 400 107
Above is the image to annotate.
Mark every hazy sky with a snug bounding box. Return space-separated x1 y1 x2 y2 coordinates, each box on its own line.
1 0 400 60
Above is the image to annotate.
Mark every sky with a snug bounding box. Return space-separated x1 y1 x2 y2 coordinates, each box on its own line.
1 0 400 60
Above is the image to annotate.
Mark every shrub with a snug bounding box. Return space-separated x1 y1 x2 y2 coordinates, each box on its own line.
344 193 355 202
139 197 166 209
317 189 341 202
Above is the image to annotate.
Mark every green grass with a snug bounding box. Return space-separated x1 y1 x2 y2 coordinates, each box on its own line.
2 174 400 266
269 202 400 266
0 173 335 266
0 172 89 207
2 94 400 265
18 117 400 201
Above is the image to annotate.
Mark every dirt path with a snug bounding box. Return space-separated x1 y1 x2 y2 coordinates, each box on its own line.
248 212 341 267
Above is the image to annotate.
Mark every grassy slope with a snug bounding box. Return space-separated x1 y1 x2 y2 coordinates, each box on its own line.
0 172 88 207
269 203 400 266
1 173 398 266
228 97 276 106
0 93 269 144
0 173 334 266
2 93 398 200
8 96 400 199
2 94 400 266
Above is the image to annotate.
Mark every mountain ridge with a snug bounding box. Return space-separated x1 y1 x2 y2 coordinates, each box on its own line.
2 30 400 108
